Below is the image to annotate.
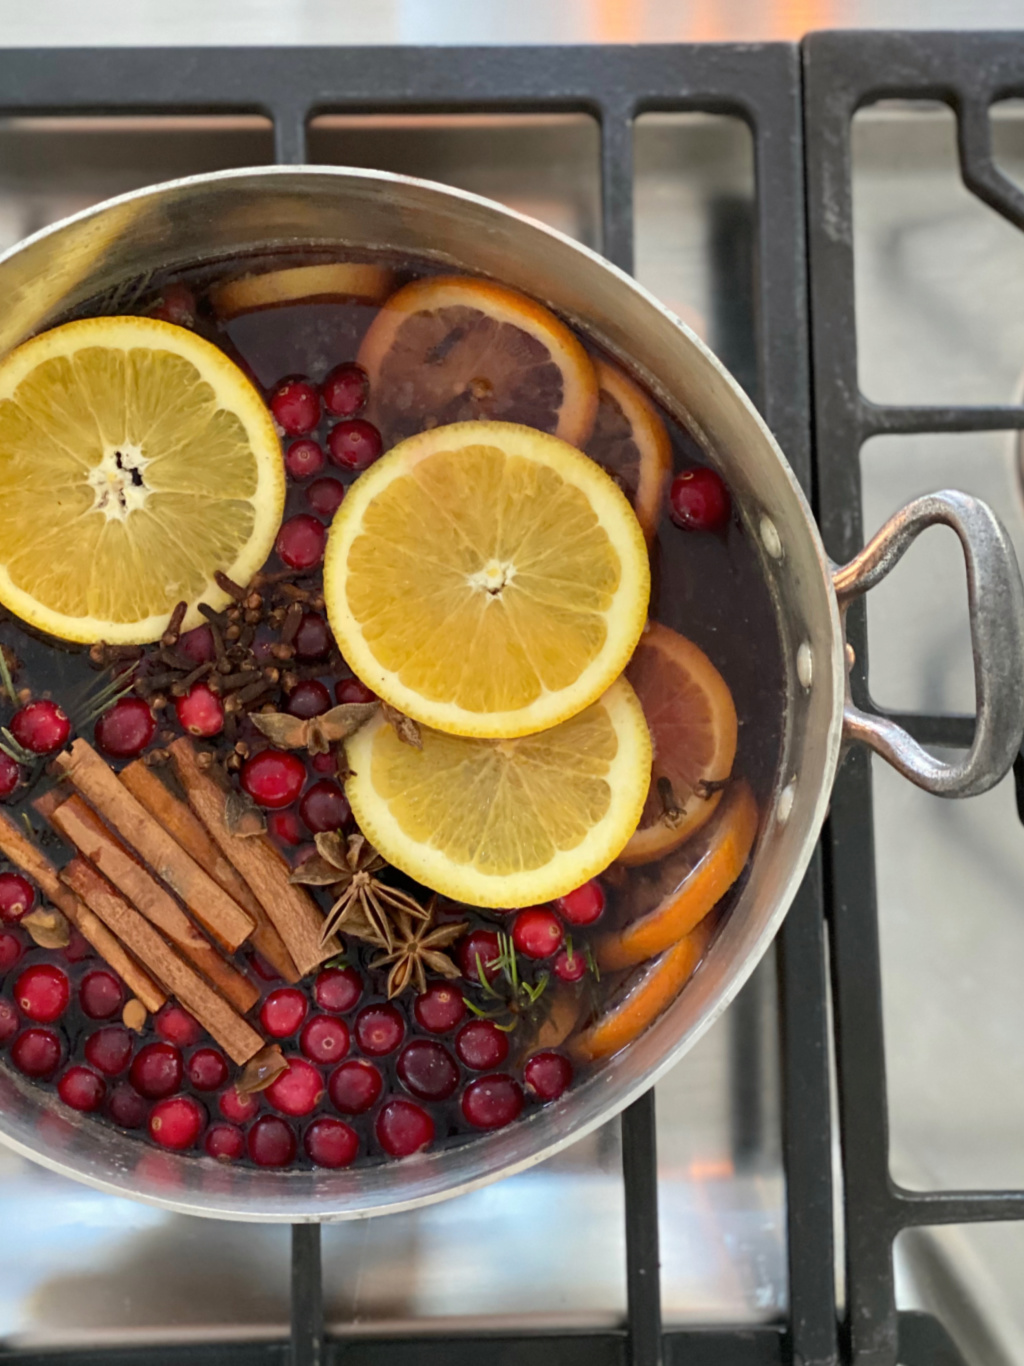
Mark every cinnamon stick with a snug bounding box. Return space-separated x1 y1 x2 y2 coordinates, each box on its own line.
0 808 165 1013
169 737 338 976
37 790 259 1016
120 760 300 984
61 858 262 1064
52 740 255 953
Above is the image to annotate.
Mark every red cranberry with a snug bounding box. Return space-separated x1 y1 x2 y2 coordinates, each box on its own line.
219 1086 259 1124
462 1075 524 1130
315 966 362 1014
310 752 336 774
0 752 22 798
328 1059 383 1115
299 779 350 834
205 1122 244 1162
553 946 586 983
108 1082 147 1128
328 418 383 471
397 1040 459 1101
335 677 377 705
179 624 215 665
242 750 306 809
63 928 91 963
455 1019 509 1070
150 1095 204 1150
188 1047 228 1091
10 700 70 754
322 362 368 417
293 612 332 661
355 1003 405 1057
287 680 331 719
79 969 123 1019
84 1025 133 1076
376 1098 434 1157
248 1114 297 1166
271 378 320 436
524 1051 573 1102
94 696 156 758
0 998 18 1044
285 438 325 480
0 932 21 973
175 683 224 738
155 1003 202 1048
58 1065 105 1112
260 987 307 1038
306 478 345 519
15 963 69 1022
555 880 606 925
669 466 731 532
301 1014 350 1064
512 908 563 960
459 930 501 984
0 872 34 922
250 954 280 982
268 810 303 846
276 513 326 570
266 1057 323 1116
11 1027 61 1077
149 282 196 327
305 1116 359 1168
414 984 466 1033
129 1041 183 1099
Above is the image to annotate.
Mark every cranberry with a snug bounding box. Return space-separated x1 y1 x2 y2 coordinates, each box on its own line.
305 1116 359 1168
248 1114 297 1166
219 1086 259 1124
335 677 377 705
58 1065 105 1112
285 438 325 480
150 1095 205 1150
11 1027 61 1077
414 984 466 1033
553 946 586 983
512 907 563 959
299 779 350 834
10 700 70 754
242 749 306 809
322 362 368 417
179 624 215 665
287 680 331 719
16 963 69 1022
294 612 332 662
0 872 34 922
271 378 320 436
669 466 731 532
108 1082 147 1128
555 880 606 926
524 1051 573 1102
315 966 362 1014
455 1019 509 1071
265 1057 323 1116
84 1025 133 1076
306 478 345 519
276 513 326 570
63 928 91 963
459 930 501 984
328 418 383 471
328 1059 383 1115
311 752 336 774
0 998 18 1044
0 932 21 973
462 1074 524 1130
130 1041 183 1099
301 1014 350 1064
355 1003 405 1057
397 1040 459 1101
268 810 303 846
94 696 156 758
260 987 307 1038
0 752 22 798
376 1098 434 1157
149 282 196 327
175 683 224 738
155 1003 202 1048
79 969 123 1019
188 1047 228 1091
205 1122 244 1162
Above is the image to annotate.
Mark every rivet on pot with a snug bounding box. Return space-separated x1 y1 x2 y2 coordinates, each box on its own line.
760 515 782 559
777 779 796 825
797 642 813 689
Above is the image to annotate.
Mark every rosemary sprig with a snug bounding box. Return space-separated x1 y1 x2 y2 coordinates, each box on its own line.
0 648 16 705
0 728 35 765
78 676 136 729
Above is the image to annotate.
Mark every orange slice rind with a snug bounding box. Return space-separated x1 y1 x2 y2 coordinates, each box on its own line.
586 358 672 541
211 263 396 320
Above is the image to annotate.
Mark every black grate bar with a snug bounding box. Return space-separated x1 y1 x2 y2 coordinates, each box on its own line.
291 1224 324 1366
860 403 1024 437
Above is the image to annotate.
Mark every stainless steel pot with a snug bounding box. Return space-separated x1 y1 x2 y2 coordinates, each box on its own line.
0 167 1021 1222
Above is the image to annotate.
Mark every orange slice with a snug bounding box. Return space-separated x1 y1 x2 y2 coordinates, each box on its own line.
211 263 396 320
586 359 672 541
357 275 598 448
619 623 738 866
598 780 757 972
571 917 714 1063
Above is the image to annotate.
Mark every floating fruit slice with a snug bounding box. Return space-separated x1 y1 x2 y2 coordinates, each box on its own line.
0 316 284 644
325 420 650 738
344 677 651 909
598 780 757 972
357 275 598 447
586 359 672 540
571 916 714 1064
619 623 738 866
211 263 396 320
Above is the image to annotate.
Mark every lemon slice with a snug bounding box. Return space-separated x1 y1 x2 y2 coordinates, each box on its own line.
211 263 396 320
325 420 650 738
345 677 651 908
0 316 285 644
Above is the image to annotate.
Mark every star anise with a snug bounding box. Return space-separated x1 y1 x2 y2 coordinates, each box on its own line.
289 830 429 950
250 702 379 755
370 907 467 998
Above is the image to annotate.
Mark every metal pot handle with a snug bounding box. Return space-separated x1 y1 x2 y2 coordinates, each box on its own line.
832 490 1024 797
